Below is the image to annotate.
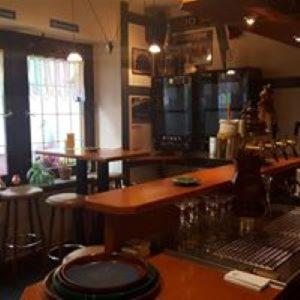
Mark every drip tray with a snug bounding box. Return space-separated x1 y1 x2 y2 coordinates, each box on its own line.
213 235 300 271
168 207 300 284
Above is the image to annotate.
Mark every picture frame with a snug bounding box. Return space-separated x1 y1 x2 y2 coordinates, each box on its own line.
131 48 152 76
170 29 213 66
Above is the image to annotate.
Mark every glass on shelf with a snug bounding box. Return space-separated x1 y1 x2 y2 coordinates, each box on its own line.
173 192 235 254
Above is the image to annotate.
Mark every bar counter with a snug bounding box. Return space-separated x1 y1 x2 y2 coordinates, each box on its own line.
86 157 300 215
83 158 300 253
21 253 280 300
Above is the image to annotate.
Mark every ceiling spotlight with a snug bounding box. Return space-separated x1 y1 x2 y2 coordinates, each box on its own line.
226 69 236 76
149 43 161 54
293 35 300 43
206 53 212 62
244 16 256 27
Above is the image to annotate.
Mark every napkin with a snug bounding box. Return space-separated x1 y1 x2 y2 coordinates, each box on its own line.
224 270 270 291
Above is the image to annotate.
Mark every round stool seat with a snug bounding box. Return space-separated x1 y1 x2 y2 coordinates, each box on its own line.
63 245 105 264
46 193 84 209
0 185 43 200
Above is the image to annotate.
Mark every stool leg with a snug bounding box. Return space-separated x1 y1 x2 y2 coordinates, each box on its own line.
34 198 45 246
1 200 11 261
116 179 122 189
27 199 34 238
12 199 19 271
34 198 47 268
59 208 65 261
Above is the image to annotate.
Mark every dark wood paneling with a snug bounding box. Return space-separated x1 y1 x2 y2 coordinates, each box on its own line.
4 49 31 180
263 77 300 89
128 85 151 96
121 1 130 149
83 46 95 147
128 12 147 26
170 15 211 32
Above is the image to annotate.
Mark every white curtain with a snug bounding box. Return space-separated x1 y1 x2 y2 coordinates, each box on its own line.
0 49 7 174
27 56 85 153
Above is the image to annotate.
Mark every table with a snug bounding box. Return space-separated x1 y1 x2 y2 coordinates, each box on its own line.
36 148 149 194
85 157 300 252
21 253 279 300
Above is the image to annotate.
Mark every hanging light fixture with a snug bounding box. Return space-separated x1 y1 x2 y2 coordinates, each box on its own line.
67 0 83 62
145 0 167 55
67 51 83 62
149 43 161 54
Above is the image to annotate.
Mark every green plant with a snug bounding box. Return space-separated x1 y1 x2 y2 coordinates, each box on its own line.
27 162 55 187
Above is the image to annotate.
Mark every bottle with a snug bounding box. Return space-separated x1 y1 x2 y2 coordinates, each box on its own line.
0 176 6 190
11 174 21 186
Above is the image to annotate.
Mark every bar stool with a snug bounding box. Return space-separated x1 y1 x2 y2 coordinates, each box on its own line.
0 185 45 264
46 193 85 262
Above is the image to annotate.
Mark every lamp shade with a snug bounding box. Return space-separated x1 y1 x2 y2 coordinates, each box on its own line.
67 51 83 62
149 43 161 54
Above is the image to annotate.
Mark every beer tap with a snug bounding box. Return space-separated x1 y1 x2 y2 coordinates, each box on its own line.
262 141 279 162
275 140 289 160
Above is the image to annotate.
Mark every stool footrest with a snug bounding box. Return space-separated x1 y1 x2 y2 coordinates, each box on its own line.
5 233 42 250
48 243 84 262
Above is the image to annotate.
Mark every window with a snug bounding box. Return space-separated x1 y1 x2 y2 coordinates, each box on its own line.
27 56 85 158
0 50 7 175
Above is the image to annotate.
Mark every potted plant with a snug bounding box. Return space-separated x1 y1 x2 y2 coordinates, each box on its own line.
27 161 55 187
58 159 73 180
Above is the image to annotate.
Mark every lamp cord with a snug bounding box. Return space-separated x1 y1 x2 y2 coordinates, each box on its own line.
86 0 108 41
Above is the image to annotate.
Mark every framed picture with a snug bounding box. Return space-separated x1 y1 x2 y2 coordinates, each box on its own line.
132 48 152 76
129 95 152 151
131 96 151 124
170 29 213 66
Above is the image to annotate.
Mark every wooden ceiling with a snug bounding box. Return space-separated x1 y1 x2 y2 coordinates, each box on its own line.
182 0 300 48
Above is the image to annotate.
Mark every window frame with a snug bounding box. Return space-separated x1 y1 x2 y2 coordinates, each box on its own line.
0 30 94 181
0 49 8 176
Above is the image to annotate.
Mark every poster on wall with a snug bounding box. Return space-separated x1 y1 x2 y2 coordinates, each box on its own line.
129 95 152 151
170 29 213 67
131 48 152 76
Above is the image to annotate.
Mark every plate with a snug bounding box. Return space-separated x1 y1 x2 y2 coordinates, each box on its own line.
172 177 200 187
59 253 149 294
48 264 160 300
43 270 61 300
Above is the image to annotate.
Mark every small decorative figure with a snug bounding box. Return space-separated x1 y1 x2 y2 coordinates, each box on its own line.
258 84 278 138
241 100 265 136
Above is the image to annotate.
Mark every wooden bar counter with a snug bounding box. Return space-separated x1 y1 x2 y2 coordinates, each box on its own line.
21 253 280 300
84 157 300 252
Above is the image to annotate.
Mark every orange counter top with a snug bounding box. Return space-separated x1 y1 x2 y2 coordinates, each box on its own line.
85 157 300 215
21 253 280 300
